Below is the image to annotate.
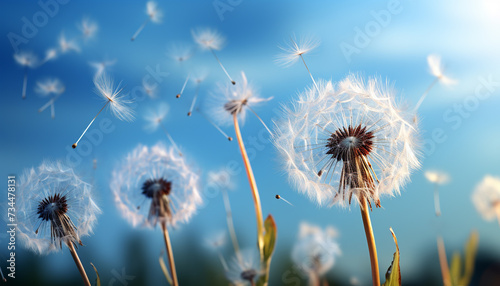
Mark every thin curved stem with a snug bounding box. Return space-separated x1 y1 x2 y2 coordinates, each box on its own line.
232 113 265 260
161 222 178 286
434 184 441 216
437 236 451 286
222 188 242 262
66 242 91 286
360 198 380 286
73 101 109 148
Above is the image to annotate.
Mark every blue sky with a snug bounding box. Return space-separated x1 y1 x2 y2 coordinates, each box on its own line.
1 1 500 285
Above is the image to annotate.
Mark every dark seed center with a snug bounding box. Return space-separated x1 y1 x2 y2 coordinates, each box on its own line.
326 124 374 162
37 193 68 221
142 178 172 198
240 269 257 282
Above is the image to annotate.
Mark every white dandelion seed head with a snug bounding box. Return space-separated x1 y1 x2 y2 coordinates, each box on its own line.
142 77 158 98
424 170 450 185
78 17 98 39
192 27 225 51
89 59 116 77
144 102 169 132
146 1 162 23
16 161 101 255
35 78 65 96
210 71 272 126
58 32 80 53
276 35 320 67
207 169 235 191
427 54 457 85
273 75 421 207
226 249 261 285
110 142 202 228
94 73 135 122
14 51 38 68
205 231 227 251
167 42 194 63
191 69 208 85
44 48 58 62
292 222 341 277
472 175 500 221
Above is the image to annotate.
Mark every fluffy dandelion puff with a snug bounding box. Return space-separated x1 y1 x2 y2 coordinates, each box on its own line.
89 58 116 77
210 71 272 131
187 72 207 116
72 73 134 148
292 222 341 278
207 169 235 191
167 43 194 63
41 48 58 65
472 175 500 224
59 32 80 54
35 78 65 119
273 75 421 208
205 231 229 270
414 54 457 111
78 17 98 40
14 51 38 99
144 103 182 156
110 142 202 228
192 27 235 84
225 249 261 285
17 161 101 255
131 1 162 41
142 77 158 98
425 170 450 216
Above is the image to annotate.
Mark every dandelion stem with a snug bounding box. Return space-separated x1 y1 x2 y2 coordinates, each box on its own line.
159 121 182 156
360 197 380 286
299 54 320 94
210 48 235 85
434 184 441 217
221 188 242 262
0 265 6 282
232 113 265 263
22 68 28 99
197 109 233 141
73 101 110 148
177 73 191 98
39 94 62 114
66 242 91 286
131 18 150 41
188 83 201 116
217 251 229 271
50 102 55 119
495 203 500 228
161 222 179 286
437 236 451 286
414 77 439 112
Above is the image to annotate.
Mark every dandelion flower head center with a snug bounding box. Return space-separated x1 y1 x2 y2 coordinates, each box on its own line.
141 178 172 198
224 99 248 115
240 269 257 282
326 124 374 162
37 193 68 221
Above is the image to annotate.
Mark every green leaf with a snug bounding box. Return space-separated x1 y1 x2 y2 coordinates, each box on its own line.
449 253 462 285
90 262 101 286
159 252 173 285
382 228 401 286
256 215 277 286
458 231 479 286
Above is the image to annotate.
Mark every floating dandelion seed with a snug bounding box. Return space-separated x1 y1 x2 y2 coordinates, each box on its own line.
196 108 233 141
276 35 320 93
131 1 162 41
205 232 229 270
187 73 207 116
78 17 98 40
226 250 261 286
111 142 202 286
275 194 294 206
143 77 158 98
176 73 190 99
89 58 116 77
14 51 38 99
17 161 100 285
192 27 235 85
472 175 500 227
40 48 58 65
144 103 182 156
167 42 194 63
425 170 450 217
292 222 341 285
274 75 420 286
35 78 65 119
59 32 80 54
72 73 134 149
414 54 457 111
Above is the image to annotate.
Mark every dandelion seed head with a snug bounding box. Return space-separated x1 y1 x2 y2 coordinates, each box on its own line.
276 35 320 67
226 249 261 285
78 17 98 39
205 231 227 250
17 161 101 255
14 51 38 68
59 33 80 53
273 75 421 207
94 73 135 122
192 28 225 51
207 169 235 191
167 43 194 63
146 1 162 23
472 175 500 221
110 142 202 228
89 59 116 77
292 222 341 277
210 71 272 126
427 54 457 85
144 102 169 132
44 48 58 62
35 78 65 96
424 170 450 185
142 77 158 98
